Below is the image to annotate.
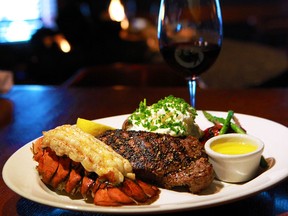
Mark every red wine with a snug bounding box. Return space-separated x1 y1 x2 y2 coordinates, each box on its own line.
160 42 221 78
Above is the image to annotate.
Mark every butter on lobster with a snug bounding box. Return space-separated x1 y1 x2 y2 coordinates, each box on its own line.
41 124 135 184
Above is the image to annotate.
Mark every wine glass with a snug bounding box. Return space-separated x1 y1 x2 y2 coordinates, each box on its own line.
157 0 223 107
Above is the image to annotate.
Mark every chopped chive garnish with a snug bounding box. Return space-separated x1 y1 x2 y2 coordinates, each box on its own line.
128 95 197 137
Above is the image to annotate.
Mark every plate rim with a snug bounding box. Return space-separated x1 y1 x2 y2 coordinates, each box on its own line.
3 111 288 214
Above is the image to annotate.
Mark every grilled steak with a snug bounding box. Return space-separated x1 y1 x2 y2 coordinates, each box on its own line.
97 129 214 193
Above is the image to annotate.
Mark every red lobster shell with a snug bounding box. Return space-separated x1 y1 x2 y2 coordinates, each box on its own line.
32 137 160 206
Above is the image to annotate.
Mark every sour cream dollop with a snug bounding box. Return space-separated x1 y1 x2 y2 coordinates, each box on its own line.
127 95 202 137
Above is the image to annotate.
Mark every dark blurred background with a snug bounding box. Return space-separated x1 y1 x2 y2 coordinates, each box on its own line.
0 0 287 87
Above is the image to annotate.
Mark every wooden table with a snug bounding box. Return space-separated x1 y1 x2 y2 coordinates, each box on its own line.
0 85 288 216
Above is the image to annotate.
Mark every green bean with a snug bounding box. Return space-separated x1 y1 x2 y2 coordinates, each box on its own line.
230 123 246 134
219 110 234 134
202 111 246 134
202 110 221 124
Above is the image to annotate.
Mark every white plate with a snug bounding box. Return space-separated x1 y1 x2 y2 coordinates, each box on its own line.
3 111 288 214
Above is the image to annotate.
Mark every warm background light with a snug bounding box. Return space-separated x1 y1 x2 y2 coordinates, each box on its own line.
108 0 126 22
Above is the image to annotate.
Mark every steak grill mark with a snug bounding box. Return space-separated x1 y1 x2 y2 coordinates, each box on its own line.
98 129 214 193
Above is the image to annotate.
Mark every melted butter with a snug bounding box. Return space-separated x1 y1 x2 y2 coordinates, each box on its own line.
211 141 258 155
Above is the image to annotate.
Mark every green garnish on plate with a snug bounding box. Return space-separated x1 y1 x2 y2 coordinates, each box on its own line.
128 95 202 137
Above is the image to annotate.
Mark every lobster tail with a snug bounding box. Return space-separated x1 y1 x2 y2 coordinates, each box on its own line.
32 141 160 206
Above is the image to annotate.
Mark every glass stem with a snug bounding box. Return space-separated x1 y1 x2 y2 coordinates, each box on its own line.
187 76 197 108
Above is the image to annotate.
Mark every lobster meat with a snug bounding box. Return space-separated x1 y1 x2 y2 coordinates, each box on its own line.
32 125 160 206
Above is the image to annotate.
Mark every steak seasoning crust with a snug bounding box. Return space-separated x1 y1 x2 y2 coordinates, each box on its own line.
98 129 214 193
